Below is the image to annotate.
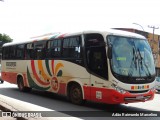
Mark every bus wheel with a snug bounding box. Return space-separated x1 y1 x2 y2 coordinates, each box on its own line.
69 84 84 105
0 80 4 84
17 77 31 92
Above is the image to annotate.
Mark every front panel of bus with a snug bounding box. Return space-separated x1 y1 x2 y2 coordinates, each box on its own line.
107 35 156 103
84 33 156 104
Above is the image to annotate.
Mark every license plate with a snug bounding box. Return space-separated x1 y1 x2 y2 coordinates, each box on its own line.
136 96 144 99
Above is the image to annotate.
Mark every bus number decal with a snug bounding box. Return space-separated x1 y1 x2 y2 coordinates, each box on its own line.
96 91 102 99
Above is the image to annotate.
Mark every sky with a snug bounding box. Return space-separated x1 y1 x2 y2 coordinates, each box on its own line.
0 0 160 42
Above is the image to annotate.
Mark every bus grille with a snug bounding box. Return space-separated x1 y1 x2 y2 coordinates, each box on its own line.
128 90 149 94
124 95 151 102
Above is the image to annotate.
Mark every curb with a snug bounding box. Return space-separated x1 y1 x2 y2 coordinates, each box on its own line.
0 94 81 120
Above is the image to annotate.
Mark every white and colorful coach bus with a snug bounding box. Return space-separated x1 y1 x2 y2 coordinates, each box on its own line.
1 30 156 104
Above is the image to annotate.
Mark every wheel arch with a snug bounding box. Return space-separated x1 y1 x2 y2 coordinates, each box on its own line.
17 73 31 92
16 73 24 85
66 79 85 100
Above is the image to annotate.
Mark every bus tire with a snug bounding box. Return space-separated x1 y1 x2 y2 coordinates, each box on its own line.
17 76 31 92
69 83 84 105
0 80 4 84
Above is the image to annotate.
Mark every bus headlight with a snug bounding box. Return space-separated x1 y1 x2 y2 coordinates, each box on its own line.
111 83 126 94
150 87 156 92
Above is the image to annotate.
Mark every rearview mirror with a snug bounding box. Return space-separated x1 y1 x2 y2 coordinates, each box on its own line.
108 45 112 59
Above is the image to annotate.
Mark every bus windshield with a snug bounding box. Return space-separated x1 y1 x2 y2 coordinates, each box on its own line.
108 35 155 77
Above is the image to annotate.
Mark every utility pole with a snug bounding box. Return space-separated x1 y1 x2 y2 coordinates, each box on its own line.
148 25 159 42
148 25 159 67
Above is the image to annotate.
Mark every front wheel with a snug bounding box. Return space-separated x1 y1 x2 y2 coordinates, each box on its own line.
69 84 84 105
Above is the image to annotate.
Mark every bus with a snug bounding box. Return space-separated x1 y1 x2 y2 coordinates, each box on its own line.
1 30 156 105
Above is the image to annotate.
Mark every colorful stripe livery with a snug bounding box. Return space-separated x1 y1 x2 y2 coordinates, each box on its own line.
27 60 64 93
131 85 150 90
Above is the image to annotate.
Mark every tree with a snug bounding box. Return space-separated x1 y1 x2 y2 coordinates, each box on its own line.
0 33 13 44
0 33 13 56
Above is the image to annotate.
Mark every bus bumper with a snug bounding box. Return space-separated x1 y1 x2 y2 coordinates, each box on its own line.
105 89 155 104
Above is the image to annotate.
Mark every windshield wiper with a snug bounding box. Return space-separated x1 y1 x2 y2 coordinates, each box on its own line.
137 49 151 78
128 47 137 76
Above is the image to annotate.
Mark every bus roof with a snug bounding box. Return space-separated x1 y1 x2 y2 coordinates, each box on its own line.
3 29 145 47
83 29 145 39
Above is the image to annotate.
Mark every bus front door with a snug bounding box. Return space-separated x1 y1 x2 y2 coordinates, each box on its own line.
90 47 108 102
84 33 108 102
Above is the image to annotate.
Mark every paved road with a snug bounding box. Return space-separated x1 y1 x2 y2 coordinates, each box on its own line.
0 82 160 120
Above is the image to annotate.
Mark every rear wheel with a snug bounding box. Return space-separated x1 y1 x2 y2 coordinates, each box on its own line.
17 76 31 92
69 84 84 105
0 80 4 84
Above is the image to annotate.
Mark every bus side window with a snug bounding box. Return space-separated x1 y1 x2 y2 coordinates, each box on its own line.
47 39 61 59
25 43 34 59
2 47 9 60
62 36 81 58
16 44 25 60
9 46 16 59
85 33 108 79
34 41 46 60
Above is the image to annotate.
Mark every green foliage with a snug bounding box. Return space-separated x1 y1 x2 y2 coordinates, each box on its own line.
0 33 13 44
0 33 13 54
